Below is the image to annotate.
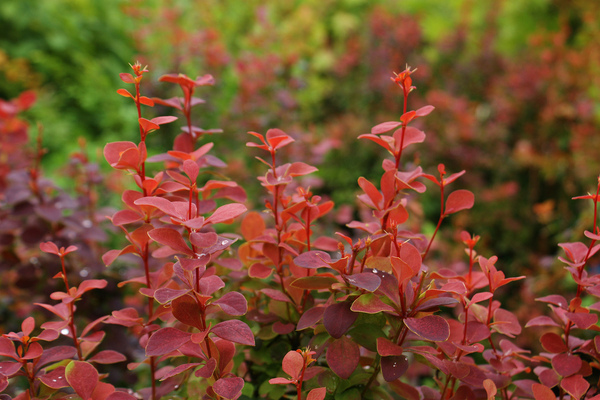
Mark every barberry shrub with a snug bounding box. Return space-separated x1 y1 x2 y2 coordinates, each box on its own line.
1 61 600 400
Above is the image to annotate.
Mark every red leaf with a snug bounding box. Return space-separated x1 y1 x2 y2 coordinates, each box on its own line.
119 73 135 83
205 203 247 225
103 141 139 169
172 295 204 330
351 293 396 314
358 177 383 208
39 366 68 389
249 262 273 279
346 272 381 292
148 227 193 256
213 377 244 400
290 276 338 290
532 383 556 400
116 88 133 99
39 241 60 255
151 116 178 125
371 121 402 134
540 332 568 354
22 342 43 359
381 355 408 382
154 288 190 304
525 316 560 328
323 302 358 339
404 315 450 342
566 311 598 329
288 162 318 177
212 292 248 316
552 353 581 377
561 374 589 400
483 379 497 400
415 105 435 116
492 308 522 337
282 350 304 380
326 336 359 379
376 337 403 357
145 327 192 356
88 350 126 364
389 380 420 400
138 118 160 133
65 361 98 400
139 96 154 106
294 251 332 269
297 306 325 330
211 320 255 346
444 189 475 215
241 211 266 240
307 387 327 400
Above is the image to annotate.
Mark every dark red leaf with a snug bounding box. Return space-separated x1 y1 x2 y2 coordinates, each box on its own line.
297 306 325 330
172 295 204 329
211 320 255 346
323 302 358 339
212 292 248 316
540 332 568 354
561 374 589 400
445 189 475 215
566 311 598 329
37 346 77 368
326 336 359 379
381 355 408 382
213 377 244 400
346 272 381 292
148 227 193 256
145 327 192 356
376 337 403 357
404 315 450 342
65 361 98 400
552 353 581 377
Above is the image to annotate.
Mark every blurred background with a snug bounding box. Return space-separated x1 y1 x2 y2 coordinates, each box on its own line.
2 0 600 283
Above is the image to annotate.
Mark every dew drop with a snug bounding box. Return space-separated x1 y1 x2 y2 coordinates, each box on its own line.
52 379 56 382
80 269 89 278
57 376 62 379
174 385 179 390
197 253 207 258
61 328 69 335
30 257 39 266
221 240 228 245
82 219 92 228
